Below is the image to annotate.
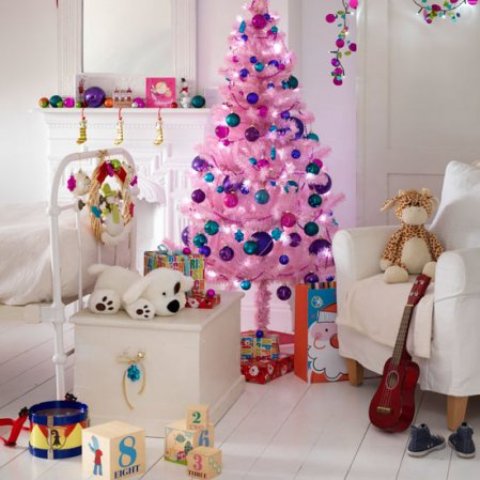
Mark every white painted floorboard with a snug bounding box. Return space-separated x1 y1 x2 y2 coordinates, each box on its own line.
0 322 478 479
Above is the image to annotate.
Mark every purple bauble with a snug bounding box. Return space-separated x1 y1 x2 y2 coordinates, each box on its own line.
199 245 211 257
181 226 189 246
312 174 333 195
220 246 235 262
277 285 292 301
192 189 206 204
309 239 332 255
252 13 268 29
252 232 274 257
245 126 260 142
215 125 230 139
84 86 106 108
304 273 320 284
289 232 302 247
192 156 209 172
279 255 289 265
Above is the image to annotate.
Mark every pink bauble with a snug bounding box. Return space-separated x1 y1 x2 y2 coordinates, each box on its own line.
132 97 145 108
313 159 324 169
326 14 336 23
252 13 268 29
224 193 239 208
257 159 270 169
281 212 297 228
258 105 269 117
63 96 75 108
468 0 478 5
215 125 230 139
349 0 358 9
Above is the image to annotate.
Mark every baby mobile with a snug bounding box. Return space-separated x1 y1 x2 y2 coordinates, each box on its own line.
413 0 478 23
325 0 358 86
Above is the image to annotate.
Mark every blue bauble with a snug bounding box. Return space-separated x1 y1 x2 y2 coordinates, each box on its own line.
204 173 215 183
240 280 252 291
240 68 249 78
199 245 211 257
193 233 208 248
226 112 241 127
279 255 290 265
243 241 258 255
246 92 259 104
291 149 301 159
308 194 323 208
250 56 258 64
204 220 220 236
255 63 265 72
255 189 270 205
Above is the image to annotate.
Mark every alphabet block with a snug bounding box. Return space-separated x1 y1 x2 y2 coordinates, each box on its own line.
164 420 215 465
186 404 210 431
187 447 222 479
82 421 145 480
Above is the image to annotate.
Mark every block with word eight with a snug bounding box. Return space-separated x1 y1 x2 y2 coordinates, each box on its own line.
82 421 145 480
187 447 222 479
164 419 215 465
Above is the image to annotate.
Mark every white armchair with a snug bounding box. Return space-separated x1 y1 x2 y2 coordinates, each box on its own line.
332 161 480 430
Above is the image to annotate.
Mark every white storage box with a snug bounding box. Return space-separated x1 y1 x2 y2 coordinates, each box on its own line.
71 292 245 436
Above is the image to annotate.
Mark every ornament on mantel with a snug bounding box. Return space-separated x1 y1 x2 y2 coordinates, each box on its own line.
76 109 87 145
325 0 358 87
412 0 478 23
113 108 124 145
154 108 164 146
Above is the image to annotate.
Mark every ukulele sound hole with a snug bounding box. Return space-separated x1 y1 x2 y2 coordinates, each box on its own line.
386 371 399 390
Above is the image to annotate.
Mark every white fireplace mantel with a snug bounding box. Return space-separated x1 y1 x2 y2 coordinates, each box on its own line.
39 107 211 244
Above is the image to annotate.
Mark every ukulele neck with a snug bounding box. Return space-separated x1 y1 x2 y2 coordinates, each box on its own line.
392 304 414 365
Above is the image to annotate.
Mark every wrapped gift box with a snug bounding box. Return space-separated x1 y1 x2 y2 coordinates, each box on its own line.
240 330 280 360
144 251 206 295
241 353 294 384
186 292 221 309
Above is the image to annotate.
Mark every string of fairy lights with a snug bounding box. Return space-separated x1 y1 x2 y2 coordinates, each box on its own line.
325 0 478 85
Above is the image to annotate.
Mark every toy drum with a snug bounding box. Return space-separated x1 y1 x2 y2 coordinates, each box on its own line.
29 400 89 459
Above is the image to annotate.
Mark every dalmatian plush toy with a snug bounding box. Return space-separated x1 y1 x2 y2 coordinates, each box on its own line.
88 265 194 319
380 188 444 283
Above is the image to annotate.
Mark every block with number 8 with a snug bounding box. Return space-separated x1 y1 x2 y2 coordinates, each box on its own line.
82 421 146 480
186 404 210 431
187 446 222 479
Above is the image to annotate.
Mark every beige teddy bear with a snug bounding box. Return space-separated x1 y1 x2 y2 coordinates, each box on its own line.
380 188 444 283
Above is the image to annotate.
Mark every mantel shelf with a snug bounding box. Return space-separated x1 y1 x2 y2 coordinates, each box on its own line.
36 107 211 116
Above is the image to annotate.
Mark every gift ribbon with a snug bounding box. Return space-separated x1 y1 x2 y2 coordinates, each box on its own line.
0 407 30 447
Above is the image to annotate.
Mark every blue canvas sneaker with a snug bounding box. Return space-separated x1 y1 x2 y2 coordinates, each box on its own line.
448 422 476 458
407 424 446 457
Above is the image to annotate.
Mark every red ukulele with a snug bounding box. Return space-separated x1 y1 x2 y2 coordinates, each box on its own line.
369 274 431 433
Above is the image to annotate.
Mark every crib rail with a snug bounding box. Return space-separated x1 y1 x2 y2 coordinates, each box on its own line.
47 148 138 398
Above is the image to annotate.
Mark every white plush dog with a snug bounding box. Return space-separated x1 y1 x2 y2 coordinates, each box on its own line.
88 264 194 320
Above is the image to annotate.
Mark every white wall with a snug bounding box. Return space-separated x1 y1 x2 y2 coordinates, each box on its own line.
0 0 357 231
0 0 58 203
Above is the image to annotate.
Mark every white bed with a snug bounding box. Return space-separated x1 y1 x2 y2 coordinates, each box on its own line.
0 148 137 398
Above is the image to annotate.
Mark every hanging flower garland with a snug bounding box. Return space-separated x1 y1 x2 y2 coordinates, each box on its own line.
325 0 358 87
413 0 478 23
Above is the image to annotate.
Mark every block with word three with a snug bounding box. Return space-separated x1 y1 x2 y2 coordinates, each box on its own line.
187 447 223 479
82 421 145 480
164 419 215 465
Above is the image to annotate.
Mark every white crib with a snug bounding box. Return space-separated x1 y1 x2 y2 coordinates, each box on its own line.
0 148 137 399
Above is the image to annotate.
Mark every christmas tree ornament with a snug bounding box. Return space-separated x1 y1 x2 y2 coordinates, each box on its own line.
199 245 212 257
277 285 292 301
309 239 332 256
117 352 146 410
192 189 206 203
245 126 260 142
76 109 87 145
193 233 208 248
38 97 49 108
49 95 63 108
226 113 241 127
412 0 477 23
182 0 343 329
220 246 235 261
63 96 75 108
304 272 320 284
191 95 206 108
154 109 164 146
113 109 124 145
84 86 106 108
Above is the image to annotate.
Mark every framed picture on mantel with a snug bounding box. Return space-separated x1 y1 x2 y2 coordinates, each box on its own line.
146 77 176 108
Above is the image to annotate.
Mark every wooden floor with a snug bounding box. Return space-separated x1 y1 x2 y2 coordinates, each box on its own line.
0 322 479 479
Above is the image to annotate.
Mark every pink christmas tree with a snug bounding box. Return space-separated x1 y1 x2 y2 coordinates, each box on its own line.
182 0 342 328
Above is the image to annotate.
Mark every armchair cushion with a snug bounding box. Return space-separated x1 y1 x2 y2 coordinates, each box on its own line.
430 161 480 250
336 274 434 359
